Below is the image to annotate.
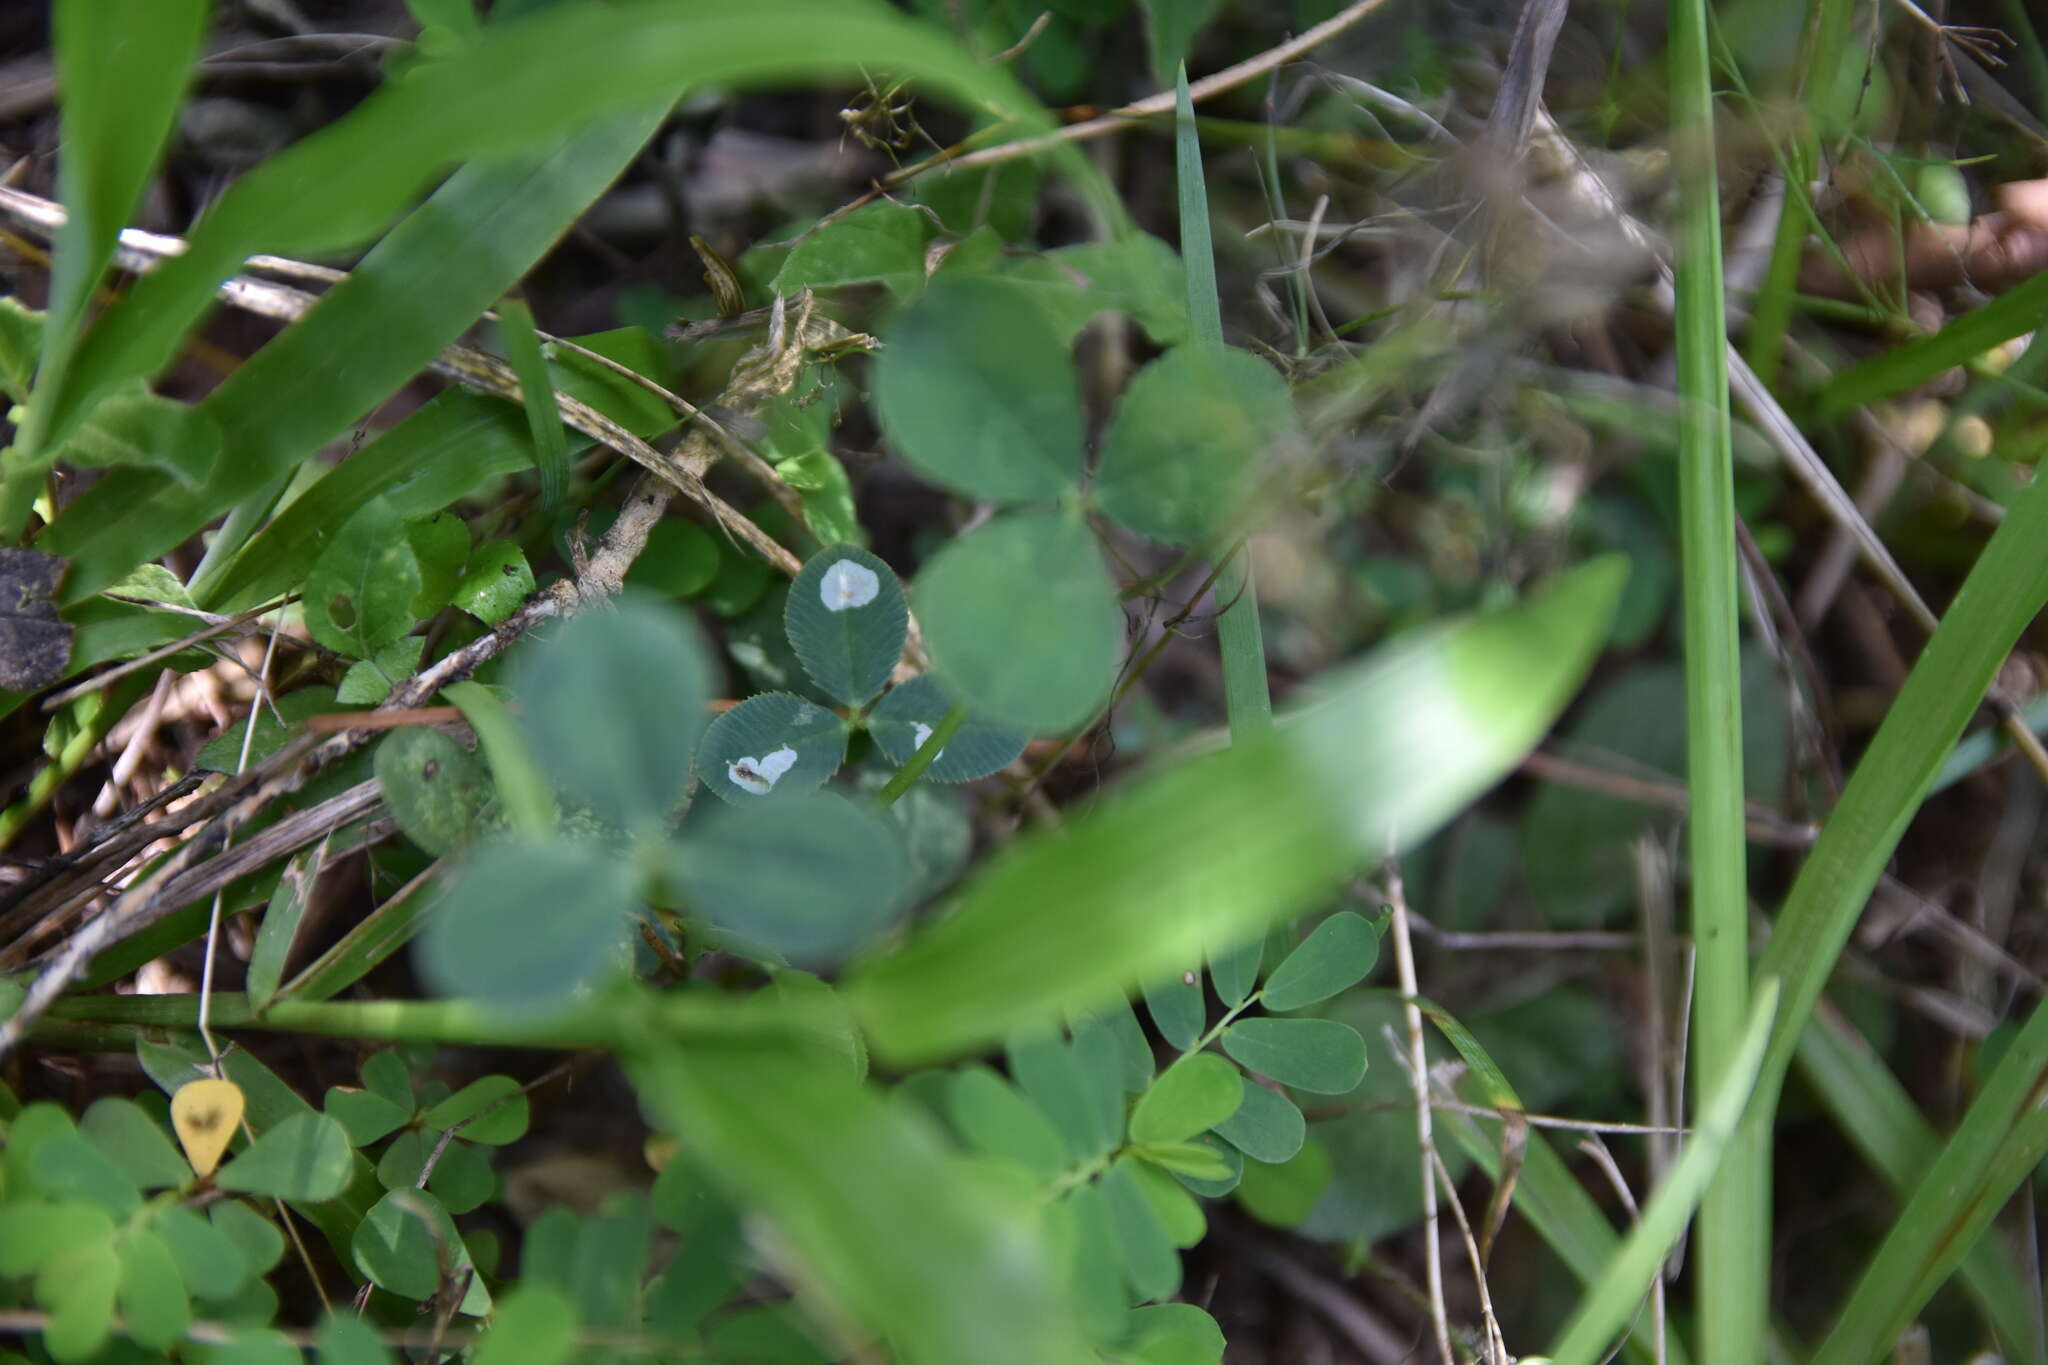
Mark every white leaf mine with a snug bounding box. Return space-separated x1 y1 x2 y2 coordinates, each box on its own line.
728 745 798 795
819 559 880 612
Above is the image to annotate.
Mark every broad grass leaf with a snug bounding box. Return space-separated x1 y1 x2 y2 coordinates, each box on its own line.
849 559 1627 1065
494 297 569 517
668 792 904 963
55 388 221 486
416 837 639 1012
443 680 554 835
785 545 907 707
774 198 933 296
215 1114 353 1202
46 112 663 604
914 509 1120 734
1129 1054 1242 1146
78 1098 187 1190
1094 345 1298 545
694 693 847 806
375 728 495 857
305 502 421 660
1101 1157 1180 1302
874 277 1085 501
1233 1138 1331 1229
22 0 205 464
1220 1018 1366 1095
40 2 1080 461
869 674 1028 783
946 1066 1068 1179
452 540 535 624
202 394 531 612
115 1229 190 1349
1258 911 1378 1013
627 1038 1095 1365
511 596 713 828
1212 1081 1305 1164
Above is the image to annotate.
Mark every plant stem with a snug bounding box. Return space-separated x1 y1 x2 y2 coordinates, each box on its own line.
1669 0 1762 1357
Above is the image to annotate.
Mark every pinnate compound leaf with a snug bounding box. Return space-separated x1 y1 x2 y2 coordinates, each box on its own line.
874 276 1085 502
422 1075 529 1145
116 1229 190 1349
374 728 496 857
417 837 640 1012
915 509 1120 734
215 1113 354 1201
669 792 904 963
1212 1081 1305 1165
1259 911 1379 1012
869 674 1029 783
784 544 907 707
1095 345 1299 545
945 1066 1068 1180
851 558 1629 1066
627 1039 1095 1365
695 692 848 805
473 1285 579 1365
78 1098 188 1190
1129 1053 1242 1146
511 595 713 828
1221 1018 1367 1095
1233 1138 1332 1229
305 501 422 660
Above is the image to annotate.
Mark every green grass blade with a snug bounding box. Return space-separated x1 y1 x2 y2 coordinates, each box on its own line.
5 0 208 513
1421 998 1687 1365
1669 0 1762 1352
442 681 555 836
494 297 570 521
43 111 660 604
1812 991 2048 1364
1548 980 1779 1365
1175 64 1271 736
34 1 1084 456
1796 1005 2043 1361
849 559 1623 1066
1753 459 2048 1080
1815 268 2048 420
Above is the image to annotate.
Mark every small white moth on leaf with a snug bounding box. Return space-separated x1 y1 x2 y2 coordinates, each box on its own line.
910 722 946 762
819 559 880 612
728 746 798 795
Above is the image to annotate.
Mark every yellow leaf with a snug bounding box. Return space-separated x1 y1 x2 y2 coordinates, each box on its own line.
170 1078 245 1178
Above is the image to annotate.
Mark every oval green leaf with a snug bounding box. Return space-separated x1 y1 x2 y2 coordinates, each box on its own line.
784 544 907 707
415 837 641 1012
873 276 1085 502
1094 345 1299 545
1211 1081 1305 1164
215 1113 353 1202
694 692 848 806
869 674 1029 783
1220 1018 1367 1095
374 727 496 857
915 509 1120 734
669 792 905 964
511 595 713 828
1129 1054 1242 1147
1258 911 1379 1013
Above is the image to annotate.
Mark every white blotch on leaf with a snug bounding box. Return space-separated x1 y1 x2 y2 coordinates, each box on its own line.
910 722 946 762
728 746 798 795
819 559 880 612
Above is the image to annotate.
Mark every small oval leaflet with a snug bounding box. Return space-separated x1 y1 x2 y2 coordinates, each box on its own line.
819 559 880 612
729 746 798 796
